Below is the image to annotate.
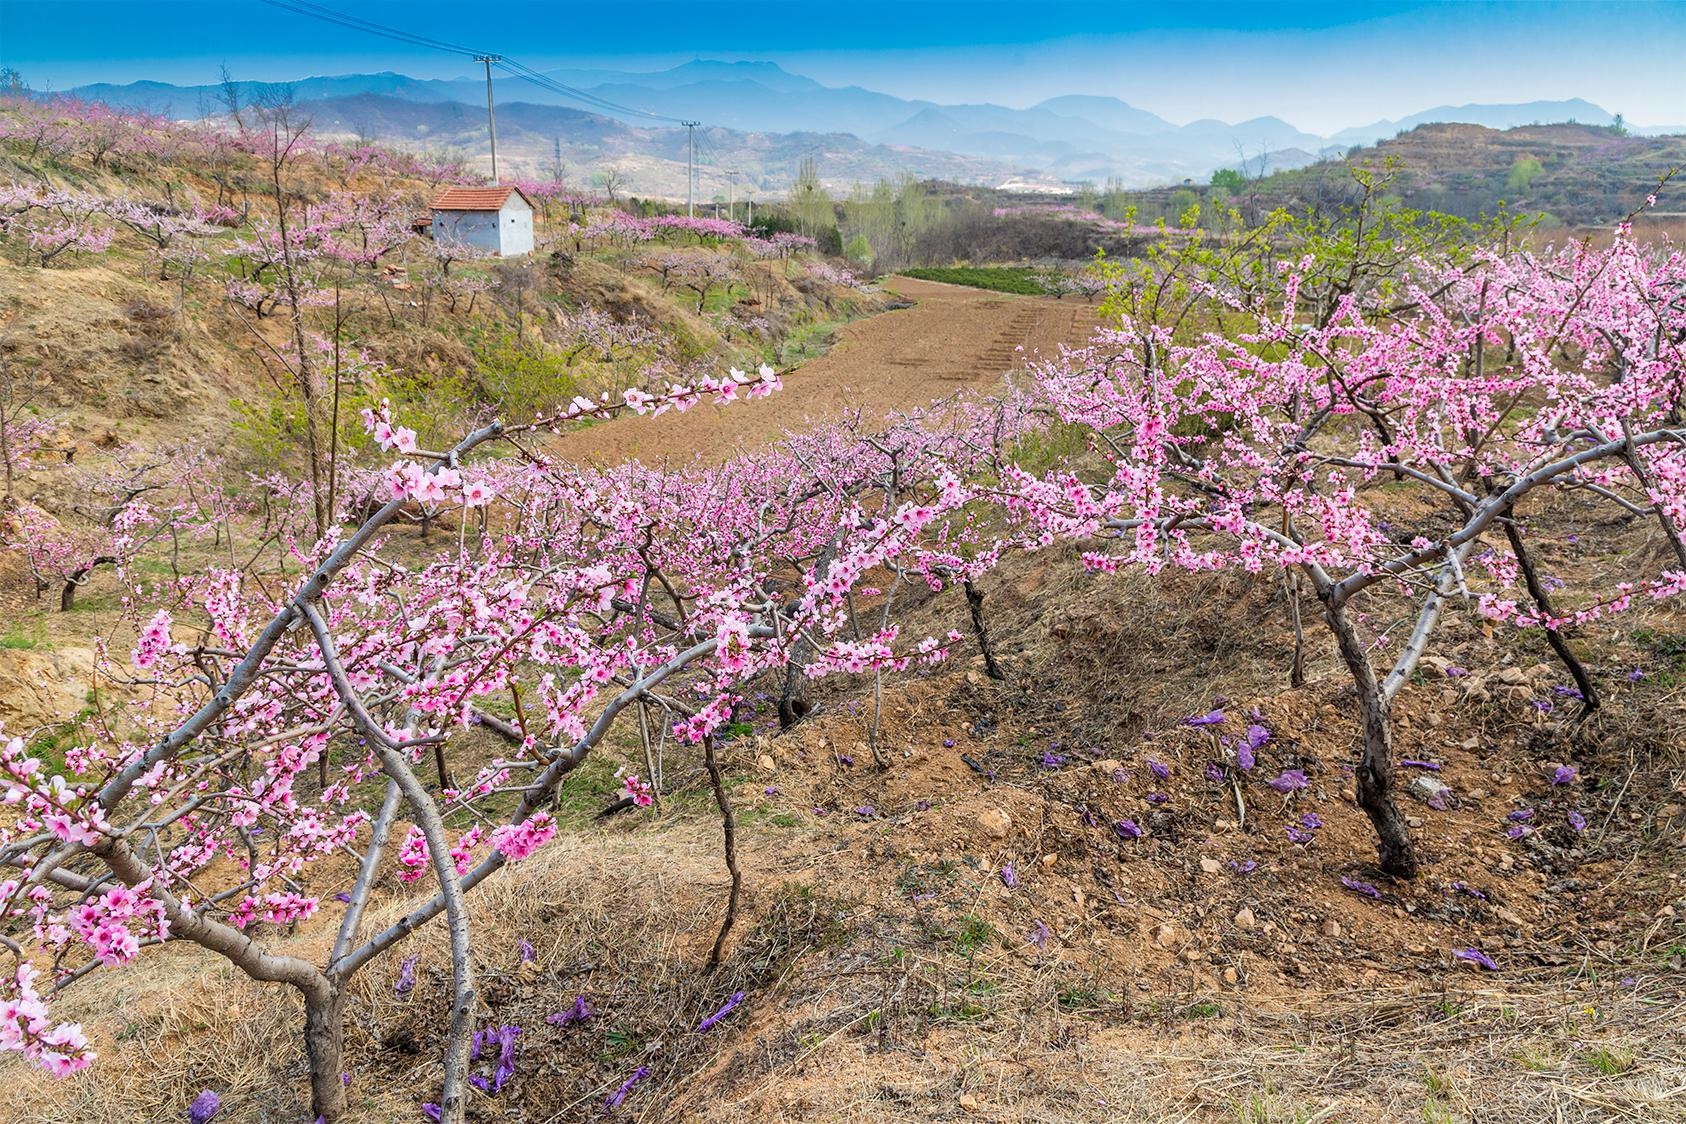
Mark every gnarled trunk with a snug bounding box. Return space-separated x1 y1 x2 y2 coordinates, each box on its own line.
1326 600 1417 877
302 981 349 1122
61 555 116 611
963 579 1006 681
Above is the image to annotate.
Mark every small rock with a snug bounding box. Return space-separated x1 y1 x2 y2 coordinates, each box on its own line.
1041 853 1058 867
1221 966 1239 985
1092 759 1123 774
1322 919 1343 938
755 754 776 773
1407 776 1454 806
958 1094 980 1112
1233 906 1256 930
1199 856 1222 874
1182 947 1203 962
1153 922 1183 949
1496 666 1528 686
975 808 1011 840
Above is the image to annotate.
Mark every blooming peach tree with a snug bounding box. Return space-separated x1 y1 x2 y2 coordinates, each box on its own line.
0 366 1033 1122
1005 220 1686 876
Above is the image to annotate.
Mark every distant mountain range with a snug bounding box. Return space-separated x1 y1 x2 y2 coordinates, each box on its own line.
60 60 1683 196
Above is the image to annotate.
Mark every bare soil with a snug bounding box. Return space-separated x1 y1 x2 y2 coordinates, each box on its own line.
550 277 1103 466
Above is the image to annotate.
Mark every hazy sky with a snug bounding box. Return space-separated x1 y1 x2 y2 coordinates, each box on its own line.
2 0 1683 132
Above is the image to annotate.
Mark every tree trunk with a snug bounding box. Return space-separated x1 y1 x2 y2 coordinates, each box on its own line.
302 981 349 1122
963 579 1006 680
702 735 741 970
61 555 117 611
779 539 841 731
1325 600 1417 877
777 661 811 731
1503 520 1598 714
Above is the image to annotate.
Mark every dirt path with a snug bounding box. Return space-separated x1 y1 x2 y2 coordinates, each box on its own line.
551 277 1104 466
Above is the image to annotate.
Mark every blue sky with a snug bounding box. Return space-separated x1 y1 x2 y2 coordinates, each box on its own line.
1 0 1683 131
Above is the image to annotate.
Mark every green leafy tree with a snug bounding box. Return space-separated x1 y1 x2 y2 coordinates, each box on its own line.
790 156 837 242
1506 156 1544 193
843 233 873 269
1210 167 1247 192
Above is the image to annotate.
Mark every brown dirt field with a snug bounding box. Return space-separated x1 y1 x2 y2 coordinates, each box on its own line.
550 278 1103 467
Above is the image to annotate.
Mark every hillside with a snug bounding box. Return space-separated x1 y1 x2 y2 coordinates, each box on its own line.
0 94 892 519
1239 122 1686 226
2 91 1685 1124
293 93 1025 200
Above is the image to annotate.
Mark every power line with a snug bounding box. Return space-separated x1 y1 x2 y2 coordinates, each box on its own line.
487 58 685 124
261 0 489 58
259 0 689 125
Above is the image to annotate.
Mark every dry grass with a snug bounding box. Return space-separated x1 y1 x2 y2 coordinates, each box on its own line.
1 820 833 1123
692 976 1686 1123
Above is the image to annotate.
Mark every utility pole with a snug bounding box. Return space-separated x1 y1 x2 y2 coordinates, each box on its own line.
725 169 739 224
475 55 502 183
681 120 700 216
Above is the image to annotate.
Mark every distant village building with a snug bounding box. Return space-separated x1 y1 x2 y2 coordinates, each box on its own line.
427 186 534 257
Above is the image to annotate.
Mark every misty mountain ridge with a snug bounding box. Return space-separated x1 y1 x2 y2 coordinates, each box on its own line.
56 59 1672 194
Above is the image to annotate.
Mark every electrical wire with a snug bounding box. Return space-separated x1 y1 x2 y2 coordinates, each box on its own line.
490 57 686 124
259 0 690 125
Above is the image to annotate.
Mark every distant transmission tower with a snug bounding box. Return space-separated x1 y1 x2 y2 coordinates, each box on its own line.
681 121 701 215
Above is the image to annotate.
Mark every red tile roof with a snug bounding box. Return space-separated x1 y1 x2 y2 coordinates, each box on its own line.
428 185 533 212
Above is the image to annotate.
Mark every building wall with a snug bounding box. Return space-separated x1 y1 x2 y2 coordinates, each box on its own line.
499 195 535 257
429 195 534 257
430 210 503 254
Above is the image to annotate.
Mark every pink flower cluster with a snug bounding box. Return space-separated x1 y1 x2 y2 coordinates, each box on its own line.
131 608 172 670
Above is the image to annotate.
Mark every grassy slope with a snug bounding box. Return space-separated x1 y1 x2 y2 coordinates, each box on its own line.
899 265 1055 296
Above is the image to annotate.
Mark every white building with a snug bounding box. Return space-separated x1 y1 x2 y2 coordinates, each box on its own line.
428 185 535 257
